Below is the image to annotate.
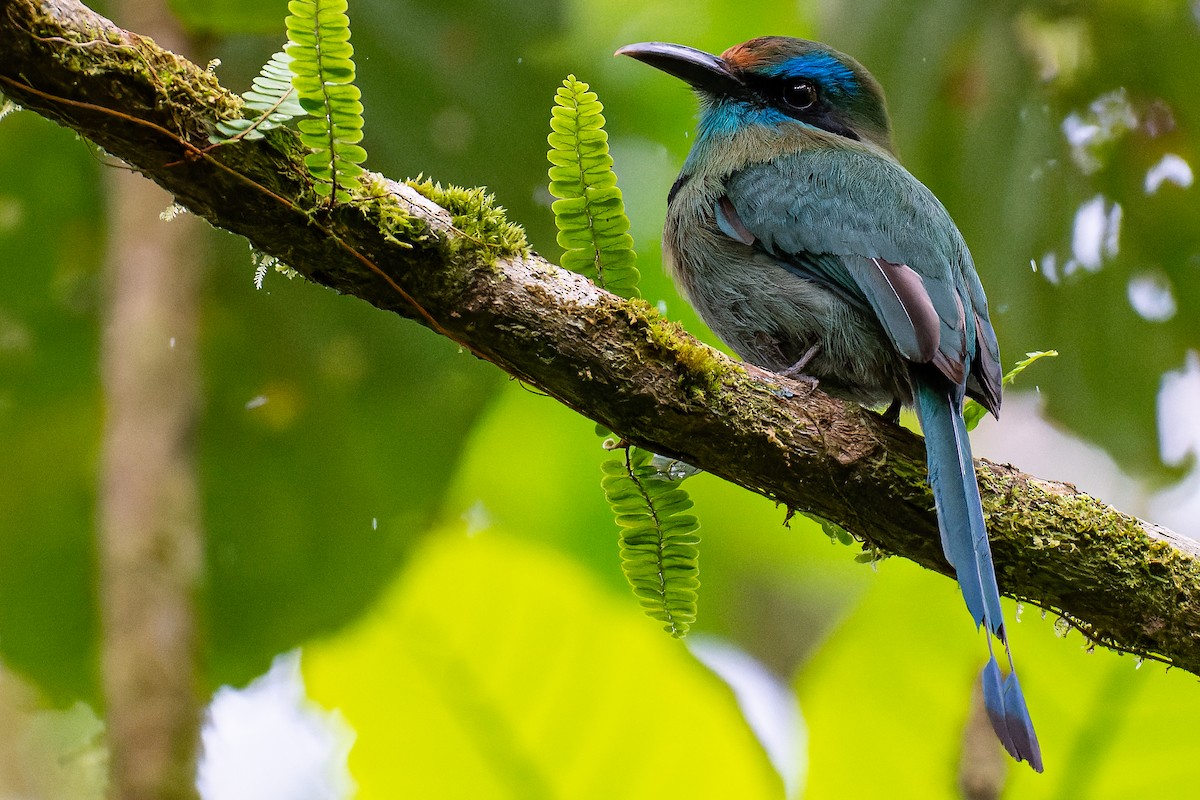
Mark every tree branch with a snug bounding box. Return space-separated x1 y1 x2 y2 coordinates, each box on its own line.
3 0 1199 675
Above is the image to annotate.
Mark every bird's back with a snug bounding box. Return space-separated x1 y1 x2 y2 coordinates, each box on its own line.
665 136 940 407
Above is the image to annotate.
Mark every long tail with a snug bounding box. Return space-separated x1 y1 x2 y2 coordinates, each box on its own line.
913 381 1043 772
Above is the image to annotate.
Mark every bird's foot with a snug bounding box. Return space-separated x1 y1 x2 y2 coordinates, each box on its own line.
785 373 820 390
780 344 821 381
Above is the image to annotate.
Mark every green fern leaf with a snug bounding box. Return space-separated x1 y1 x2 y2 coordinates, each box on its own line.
547 75 639 297
285 0 367 203
963 349 1059 431
213 50 305 142
602 447 700 638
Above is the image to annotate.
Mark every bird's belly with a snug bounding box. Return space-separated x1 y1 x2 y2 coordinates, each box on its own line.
665 223 910 407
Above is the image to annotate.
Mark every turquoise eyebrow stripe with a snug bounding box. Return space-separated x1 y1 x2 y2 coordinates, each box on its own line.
762 53 859 96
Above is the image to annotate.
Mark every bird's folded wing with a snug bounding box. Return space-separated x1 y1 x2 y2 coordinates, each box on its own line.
720 146 1001 404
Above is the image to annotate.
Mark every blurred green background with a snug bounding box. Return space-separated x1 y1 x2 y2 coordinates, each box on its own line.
1 0 1198 796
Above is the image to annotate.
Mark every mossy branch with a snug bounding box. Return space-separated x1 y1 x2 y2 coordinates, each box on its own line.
2 0 1199 675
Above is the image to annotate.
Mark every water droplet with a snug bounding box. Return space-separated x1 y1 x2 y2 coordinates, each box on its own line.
1053 616 1071 637
245 395 268 410
1135 657 1145 670
1085 644 1095 654
371 517 378 531
648 453 701 481
169 337 177 349
1015 602 1024 621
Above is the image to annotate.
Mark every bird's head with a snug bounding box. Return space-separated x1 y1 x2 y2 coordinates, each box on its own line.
617 36 895 155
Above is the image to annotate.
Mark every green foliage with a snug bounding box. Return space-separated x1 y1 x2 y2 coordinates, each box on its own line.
547 75 639 297
601 446 700 637
213 51 305 142
547 76 687 630
304 531 781 798
285 0 366 203
7 0 1200 794
964 350 1059 431
208 0 367 203
816 515 854 546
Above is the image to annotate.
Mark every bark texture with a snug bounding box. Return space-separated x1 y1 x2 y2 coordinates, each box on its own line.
2 0 1199 681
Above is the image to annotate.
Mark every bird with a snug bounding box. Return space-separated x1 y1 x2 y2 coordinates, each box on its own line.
617 36 1042 772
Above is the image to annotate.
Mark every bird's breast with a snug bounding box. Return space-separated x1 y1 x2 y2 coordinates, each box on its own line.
663 170 911 406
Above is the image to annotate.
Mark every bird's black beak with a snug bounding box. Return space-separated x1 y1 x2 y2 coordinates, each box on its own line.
616 42 747 99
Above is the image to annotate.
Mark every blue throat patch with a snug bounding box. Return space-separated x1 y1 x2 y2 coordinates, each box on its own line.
694 95 790 142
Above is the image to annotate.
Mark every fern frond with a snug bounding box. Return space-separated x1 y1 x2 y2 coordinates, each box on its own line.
602 447 700 637
963 349 1059 430
286 0 367 203
250 245 297 289
547 75 639 297
214 51 306 142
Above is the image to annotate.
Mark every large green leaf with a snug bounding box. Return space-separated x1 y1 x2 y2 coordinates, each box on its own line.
303 529 783 798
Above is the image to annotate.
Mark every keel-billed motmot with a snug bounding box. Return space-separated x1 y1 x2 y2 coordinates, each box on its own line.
617 36 1042 772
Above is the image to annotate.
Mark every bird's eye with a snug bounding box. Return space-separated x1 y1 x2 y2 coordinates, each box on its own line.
782 80 818 111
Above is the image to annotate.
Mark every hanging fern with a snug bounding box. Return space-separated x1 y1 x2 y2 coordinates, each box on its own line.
213 51 305 142
285 0 367 203
601 446 700 638
547 75 639 297
546 76 694 633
